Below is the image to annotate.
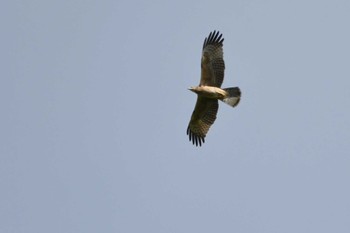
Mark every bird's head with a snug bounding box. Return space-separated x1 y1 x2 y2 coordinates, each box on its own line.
188 86 198 93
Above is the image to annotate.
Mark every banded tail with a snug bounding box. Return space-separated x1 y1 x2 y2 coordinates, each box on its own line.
221 87 241 107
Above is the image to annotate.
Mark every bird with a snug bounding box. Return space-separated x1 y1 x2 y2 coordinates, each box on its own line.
187 31 241 146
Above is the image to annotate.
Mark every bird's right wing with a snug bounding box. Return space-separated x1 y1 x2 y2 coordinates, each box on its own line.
187 97 219 146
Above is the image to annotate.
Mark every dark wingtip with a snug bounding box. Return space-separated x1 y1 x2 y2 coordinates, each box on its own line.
203 30 224 49
186 127 205 147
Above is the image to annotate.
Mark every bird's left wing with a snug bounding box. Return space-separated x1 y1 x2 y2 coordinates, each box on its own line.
200 31 225 87
187 97 219 146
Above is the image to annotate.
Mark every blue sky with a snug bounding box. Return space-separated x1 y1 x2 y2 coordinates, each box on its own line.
2 0 350 232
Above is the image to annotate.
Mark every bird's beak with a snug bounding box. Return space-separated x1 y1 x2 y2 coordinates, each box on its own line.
188 87 194 91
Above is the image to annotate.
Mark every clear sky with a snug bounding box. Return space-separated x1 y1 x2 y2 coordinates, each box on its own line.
2 0 350 232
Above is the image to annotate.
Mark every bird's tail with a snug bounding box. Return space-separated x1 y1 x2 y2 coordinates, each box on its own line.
221 87 241 107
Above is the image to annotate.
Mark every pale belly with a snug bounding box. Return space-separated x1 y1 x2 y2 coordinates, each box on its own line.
196 86 227 99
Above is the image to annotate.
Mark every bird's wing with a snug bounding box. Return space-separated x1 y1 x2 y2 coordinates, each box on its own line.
200 31 225 87
187 97 219 146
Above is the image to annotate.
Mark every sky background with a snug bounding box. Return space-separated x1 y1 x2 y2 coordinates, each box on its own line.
1 0 350 232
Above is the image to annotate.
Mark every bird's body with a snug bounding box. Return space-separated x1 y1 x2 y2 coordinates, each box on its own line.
189 86 227 99
187 31 241 146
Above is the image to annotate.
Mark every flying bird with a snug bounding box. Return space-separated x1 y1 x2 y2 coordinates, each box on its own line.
187 31 241 146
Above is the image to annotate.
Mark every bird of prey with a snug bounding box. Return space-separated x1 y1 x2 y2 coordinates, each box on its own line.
187 31 241 146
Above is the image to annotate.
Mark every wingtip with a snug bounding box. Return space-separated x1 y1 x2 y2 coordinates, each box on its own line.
203 30 224 49
187 127 205 147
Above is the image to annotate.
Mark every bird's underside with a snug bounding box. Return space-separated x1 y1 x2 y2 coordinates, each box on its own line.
187 31 241 147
